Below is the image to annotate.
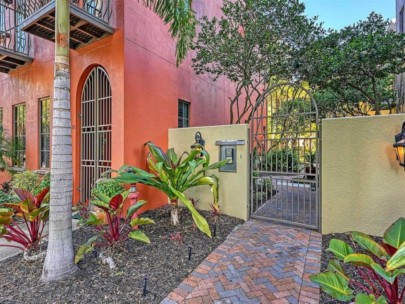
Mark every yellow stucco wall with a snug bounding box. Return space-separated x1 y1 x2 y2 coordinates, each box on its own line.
168 124 249 221
322 114 405 236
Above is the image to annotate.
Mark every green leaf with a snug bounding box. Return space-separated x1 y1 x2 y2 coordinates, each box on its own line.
386 241 405 271
327 239 355 260
166 148 178 166
383 218 405 249
91 200 110 211
310 272 354 301
86 213 104 226
0 215 12 225
202 159 231 171
28 208 41 221
351 231 390 260
171 188 211 237
0 225 6 235
93 192 111 205
127 200 147 218
355 293 388 304
74 236 98 264
130 217 155 227
344 254 374 268
371 262 405 284
128 230 151 244
327 260 349 281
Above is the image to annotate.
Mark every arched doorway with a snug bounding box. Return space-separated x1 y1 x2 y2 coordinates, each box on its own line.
250 83 321 230
80 66 112 202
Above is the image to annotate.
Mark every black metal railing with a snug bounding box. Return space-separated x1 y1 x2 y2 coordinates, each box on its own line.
24 0 112 24
0 2 30 56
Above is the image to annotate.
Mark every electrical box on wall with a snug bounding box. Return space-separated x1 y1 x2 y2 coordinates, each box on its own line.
215 140 245 172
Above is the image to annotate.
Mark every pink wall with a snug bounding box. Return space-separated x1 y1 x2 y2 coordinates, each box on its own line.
0 0 234 208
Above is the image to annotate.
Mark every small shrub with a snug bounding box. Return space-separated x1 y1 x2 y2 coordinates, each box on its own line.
311 218 405 304
91 180 125 199
75 191 154 264
0 188 50 252
11 171 41 193
0 191 18 205
266 149 301 172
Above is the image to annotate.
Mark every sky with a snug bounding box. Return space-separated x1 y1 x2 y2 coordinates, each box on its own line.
301 0 395 30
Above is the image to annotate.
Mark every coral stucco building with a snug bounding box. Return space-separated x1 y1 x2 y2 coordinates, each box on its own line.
0 0 232 208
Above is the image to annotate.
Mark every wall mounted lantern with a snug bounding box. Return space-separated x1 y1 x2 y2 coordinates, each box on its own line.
191 131 205 149
393 122 405 169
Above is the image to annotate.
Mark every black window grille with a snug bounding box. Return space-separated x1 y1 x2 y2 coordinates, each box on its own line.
178 100 190 128
13 103 26 167
40 97 50 168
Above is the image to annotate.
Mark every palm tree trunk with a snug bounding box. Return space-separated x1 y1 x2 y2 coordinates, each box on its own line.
42 0 77 281
170 198 179 226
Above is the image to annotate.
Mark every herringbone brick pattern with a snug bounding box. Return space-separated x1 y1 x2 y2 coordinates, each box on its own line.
162 220 321 304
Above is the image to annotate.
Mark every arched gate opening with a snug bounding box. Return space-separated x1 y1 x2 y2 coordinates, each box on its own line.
250 83 321 230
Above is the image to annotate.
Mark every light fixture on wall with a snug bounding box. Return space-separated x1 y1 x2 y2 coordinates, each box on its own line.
191 131 205 149
393 122 405 169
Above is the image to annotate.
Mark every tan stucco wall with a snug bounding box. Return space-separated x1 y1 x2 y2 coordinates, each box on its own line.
169 124 249 221
322 114 405 236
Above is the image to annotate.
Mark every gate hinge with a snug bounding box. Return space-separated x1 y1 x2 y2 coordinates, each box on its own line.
78 113 81 118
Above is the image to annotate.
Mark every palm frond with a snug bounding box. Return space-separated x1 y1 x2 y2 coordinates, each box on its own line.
143 0 197 65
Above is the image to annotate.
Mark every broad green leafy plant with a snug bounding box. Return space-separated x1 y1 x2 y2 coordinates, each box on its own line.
91 180 125 199
0 188 50 252
75 191 154 264
11 170 41 193
114 142 229 237
311 218 405 304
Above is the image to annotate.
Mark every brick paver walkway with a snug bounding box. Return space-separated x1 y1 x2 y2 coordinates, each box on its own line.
162 219 322 304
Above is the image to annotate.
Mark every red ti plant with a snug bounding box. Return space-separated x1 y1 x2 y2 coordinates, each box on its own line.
311 218 405 304
0 188 50 252
75 191 154 263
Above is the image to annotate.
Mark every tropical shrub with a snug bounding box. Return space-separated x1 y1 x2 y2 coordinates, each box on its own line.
0 188 50 253
253 177 274 200
114 142 229 237
0 191 18 205
91 180 125 199
11 170 41 193
74 191 154 263
0 132 25 170
311 218 405 304
266 149 301 172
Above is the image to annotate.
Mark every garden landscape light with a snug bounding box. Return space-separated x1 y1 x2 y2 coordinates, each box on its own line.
393 122 405 169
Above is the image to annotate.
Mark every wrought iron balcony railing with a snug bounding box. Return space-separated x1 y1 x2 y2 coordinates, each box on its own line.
0 3 32 73
20 0 113 49
23 0 112 25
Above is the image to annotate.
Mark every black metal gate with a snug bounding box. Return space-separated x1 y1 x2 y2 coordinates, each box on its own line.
80 66 112 202
250 83 320 230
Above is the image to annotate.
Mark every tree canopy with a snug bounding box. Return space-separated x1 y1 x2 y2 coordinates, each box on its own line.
192 0 323 123
300 13 405 116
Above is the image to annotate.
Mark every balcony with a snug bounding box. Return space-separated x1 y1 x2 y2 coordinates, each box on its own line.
0 3 32 73
20 0 113 49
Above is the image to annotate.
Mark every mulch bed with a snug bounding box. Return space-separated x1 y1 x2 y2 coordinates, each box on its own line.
320 233 405 304
0 207 243 304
